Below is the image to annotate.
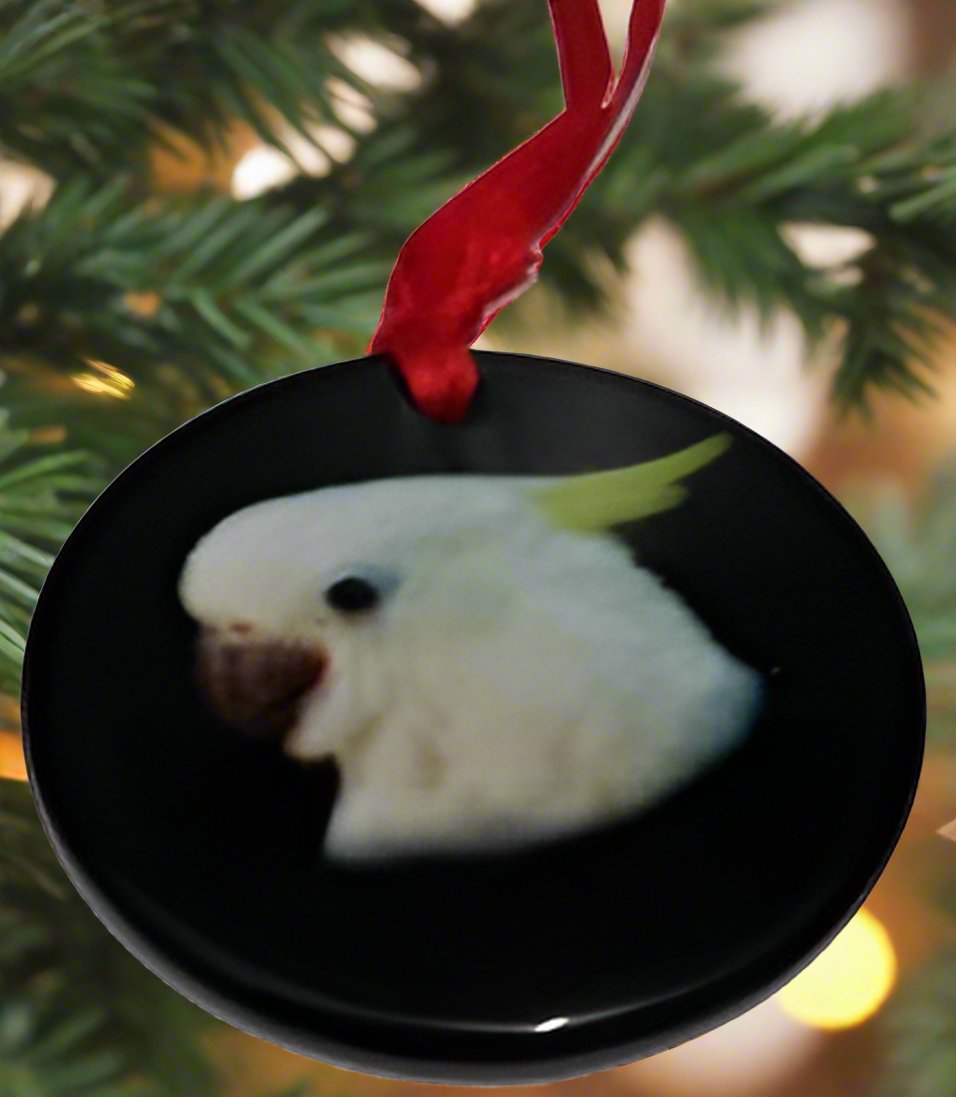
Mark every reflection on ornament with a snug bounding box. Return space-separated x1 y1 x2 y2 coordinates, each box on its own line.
534 1017 569 1033
778 909 897 1030
630 998 820 1097
940 818 956 842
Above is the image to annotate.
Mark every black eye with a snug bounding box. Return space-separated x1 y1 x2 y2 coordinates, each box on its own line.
325 576 381 614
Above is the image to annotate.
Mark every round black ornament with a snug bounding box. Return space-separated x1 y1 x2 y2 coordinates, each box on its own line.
23 351 924 1084
21 0 926 1081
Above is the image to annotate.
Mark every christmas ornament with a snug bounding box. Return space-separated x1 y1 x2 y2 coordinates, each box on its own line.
23 0 924 1085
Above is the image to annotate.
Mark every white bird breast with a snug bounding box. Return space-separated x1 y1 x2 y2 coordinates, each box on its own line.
179 474 763 861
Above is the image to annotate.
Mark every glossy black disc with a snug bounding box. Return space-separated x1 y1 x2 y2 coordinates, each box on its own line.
23 352 925 1083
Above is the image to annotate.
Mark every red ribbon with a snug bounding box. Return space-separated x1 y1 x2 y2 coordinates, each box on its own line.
369 0 667 422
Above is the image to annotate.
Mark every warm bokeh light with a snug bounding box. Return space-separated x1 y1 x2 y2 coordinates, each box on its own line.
625 221 828 456
330 35 421 91
73 360 135 400
632 998 821 1096
231 123 357 199
0 159 53 228
0 731 27 782
149 122 259 194
416 0 477 25
328 78 376 134
124 291 161 318
28 425 67 445
232 146 299 199
722 0 908 117
778 910 898 1030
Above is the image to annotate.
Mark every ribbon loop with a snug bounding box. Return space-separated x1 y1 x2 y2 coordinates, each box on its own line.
370 0 667 422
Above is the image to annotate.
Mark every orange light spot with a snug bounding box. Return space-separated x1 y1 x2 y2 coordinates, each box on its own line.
0 730 27 782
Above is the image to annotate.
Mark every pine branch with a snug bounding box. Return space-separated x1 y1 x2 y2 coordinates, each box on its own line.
567 78 956 407
853 463 956 745
0 0 432 176
858 462 956 1097
0 417 95 698
609 84 956 406
0 781 219 1097
5 0 956 411
0 176 387 463
881 949 956 1097
262 2 956 405
0 780 306 1097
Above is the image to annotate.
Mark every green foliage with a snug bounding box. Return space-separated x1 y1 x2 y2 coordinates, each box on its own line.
2 0 955 442
0 781 219 1097
881 950 956 1097
862 463 956 1097
854 463 956 745
857 464 956 666
0 419 96 695
0 176 386 463
0 0 430 176
638 83 956 408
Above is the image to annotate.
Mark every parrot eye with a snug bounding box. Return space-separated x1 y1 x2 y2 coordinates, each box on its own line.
325 575 381 614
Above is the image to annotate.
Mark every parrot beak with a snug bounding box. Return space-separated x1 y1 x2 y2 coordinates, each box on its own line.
195 627 327 743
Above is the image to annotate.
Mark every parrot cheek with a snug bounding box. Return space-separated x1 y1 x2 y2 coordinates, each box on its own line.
282 671 361 763
195 628 328 743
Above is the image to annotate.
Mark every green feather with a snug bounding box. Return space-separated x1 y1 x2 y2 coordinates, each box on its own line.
535 434 731 532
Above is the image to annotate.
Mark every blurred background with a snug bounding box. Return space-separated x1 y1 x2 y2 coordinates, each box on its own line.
1 0 955 1095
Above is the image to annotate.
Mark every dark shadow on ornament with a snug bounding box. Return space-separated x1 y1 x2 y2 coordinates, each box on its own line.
22 352 925 1084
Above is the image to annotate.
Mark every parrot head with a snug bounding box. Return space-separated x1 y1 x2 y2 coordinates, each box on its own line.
180 473 529 751
179 435 760 858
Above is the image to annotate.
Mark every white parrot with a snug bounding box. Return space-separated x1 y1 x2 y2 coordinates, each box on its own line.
179 435 761 860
